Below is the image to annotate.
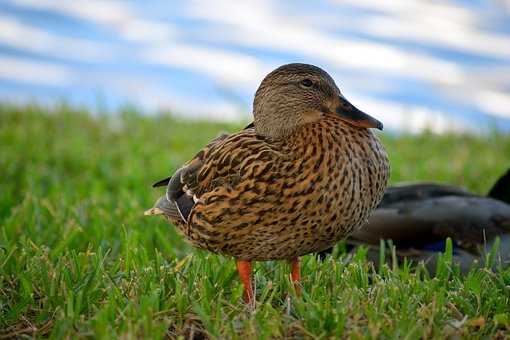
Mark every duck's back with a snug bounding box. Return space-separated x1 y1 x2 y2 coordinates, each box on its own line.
175 116 389 260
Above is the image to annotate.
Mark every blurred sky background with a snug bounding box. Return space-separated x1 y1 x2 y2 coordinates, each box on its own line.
1 0 510 133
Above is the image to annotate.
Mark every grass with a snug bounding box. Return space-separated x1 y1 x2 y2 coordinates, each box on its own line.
1 103 510 338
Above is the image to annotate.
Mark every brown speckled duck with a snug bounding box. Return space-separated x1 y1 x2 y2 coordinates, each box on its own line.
145 63 389 304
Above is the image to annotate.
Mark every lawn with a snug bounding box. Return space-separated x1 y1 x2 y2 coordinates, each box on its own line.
1 104 510 338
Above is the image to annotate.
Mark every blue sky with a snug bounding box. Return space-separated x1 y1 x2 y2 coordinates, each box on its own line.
0 0 510 133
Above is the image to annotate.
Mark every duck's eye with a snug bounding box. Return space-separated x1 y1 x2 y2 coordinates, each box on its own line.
299 78 313 88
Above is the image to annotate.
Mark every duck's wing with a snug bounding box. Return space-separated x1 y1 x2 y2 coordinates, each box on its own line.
322 175 510 270
379 183 475 207
148 131 231 222
149 125 276 224
359 175 510 249
151 132 231 188
150 123 255 190
337 182 478 250
351 196 510 250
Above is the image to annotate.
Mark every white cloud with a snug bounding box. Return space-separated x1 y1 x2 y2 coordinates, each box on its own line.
0 14 114 62
472 90 510 119
9 0 177 44
0 55 71 85
4 0 509 131
437 65 510 120
351 95 473 134
144 44 270 88
183 0 467 86
10 0 470 88
164 97 244 121
77 72 248 121
331 0 510 60
8 0 270 89
183 0 510 124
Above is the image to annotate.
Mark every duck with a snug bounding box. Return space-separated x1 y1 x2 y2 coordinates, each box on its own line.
145 63 389 305
321 169 510 274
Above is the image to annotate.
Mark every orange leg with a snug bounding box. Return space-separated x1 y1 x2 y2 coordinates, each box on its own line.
236 260 254 306
290 258 301 295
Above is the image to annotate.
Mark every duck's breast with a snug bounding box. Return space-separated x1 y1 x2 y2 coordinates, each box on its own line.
272 120 389 257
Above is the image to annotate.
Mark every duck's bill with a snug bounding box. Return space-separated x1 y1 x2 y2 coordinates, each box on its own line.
335 97 383 130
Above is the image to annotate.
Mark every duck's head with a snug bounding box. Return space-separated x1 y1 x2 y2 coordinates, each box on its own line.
253 63 383 139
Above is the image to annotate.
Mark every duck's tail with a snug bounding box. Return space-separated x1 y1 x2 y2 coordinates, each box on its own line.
144 196 180 220
488 168 510 204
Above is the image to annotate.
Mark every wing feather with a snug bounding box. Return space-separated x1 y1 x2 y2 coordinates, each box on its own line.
151 124 262 224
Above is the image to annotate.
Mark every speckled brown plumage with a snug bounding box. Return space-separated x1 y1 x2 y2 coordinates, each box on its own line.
145 63 389 303
171 117 388 260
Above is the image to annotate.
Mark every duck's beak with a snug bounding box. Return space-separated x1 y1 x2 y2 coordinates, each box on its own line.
335 96 383 130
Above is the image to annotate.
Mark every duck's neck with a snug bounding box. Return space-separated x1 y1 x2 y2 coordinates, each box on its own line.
253 114 299 140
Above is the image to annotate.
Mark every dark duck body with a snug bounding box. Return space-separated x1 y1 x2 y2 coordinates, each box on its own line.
146 63 389 303
323 169 510 273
